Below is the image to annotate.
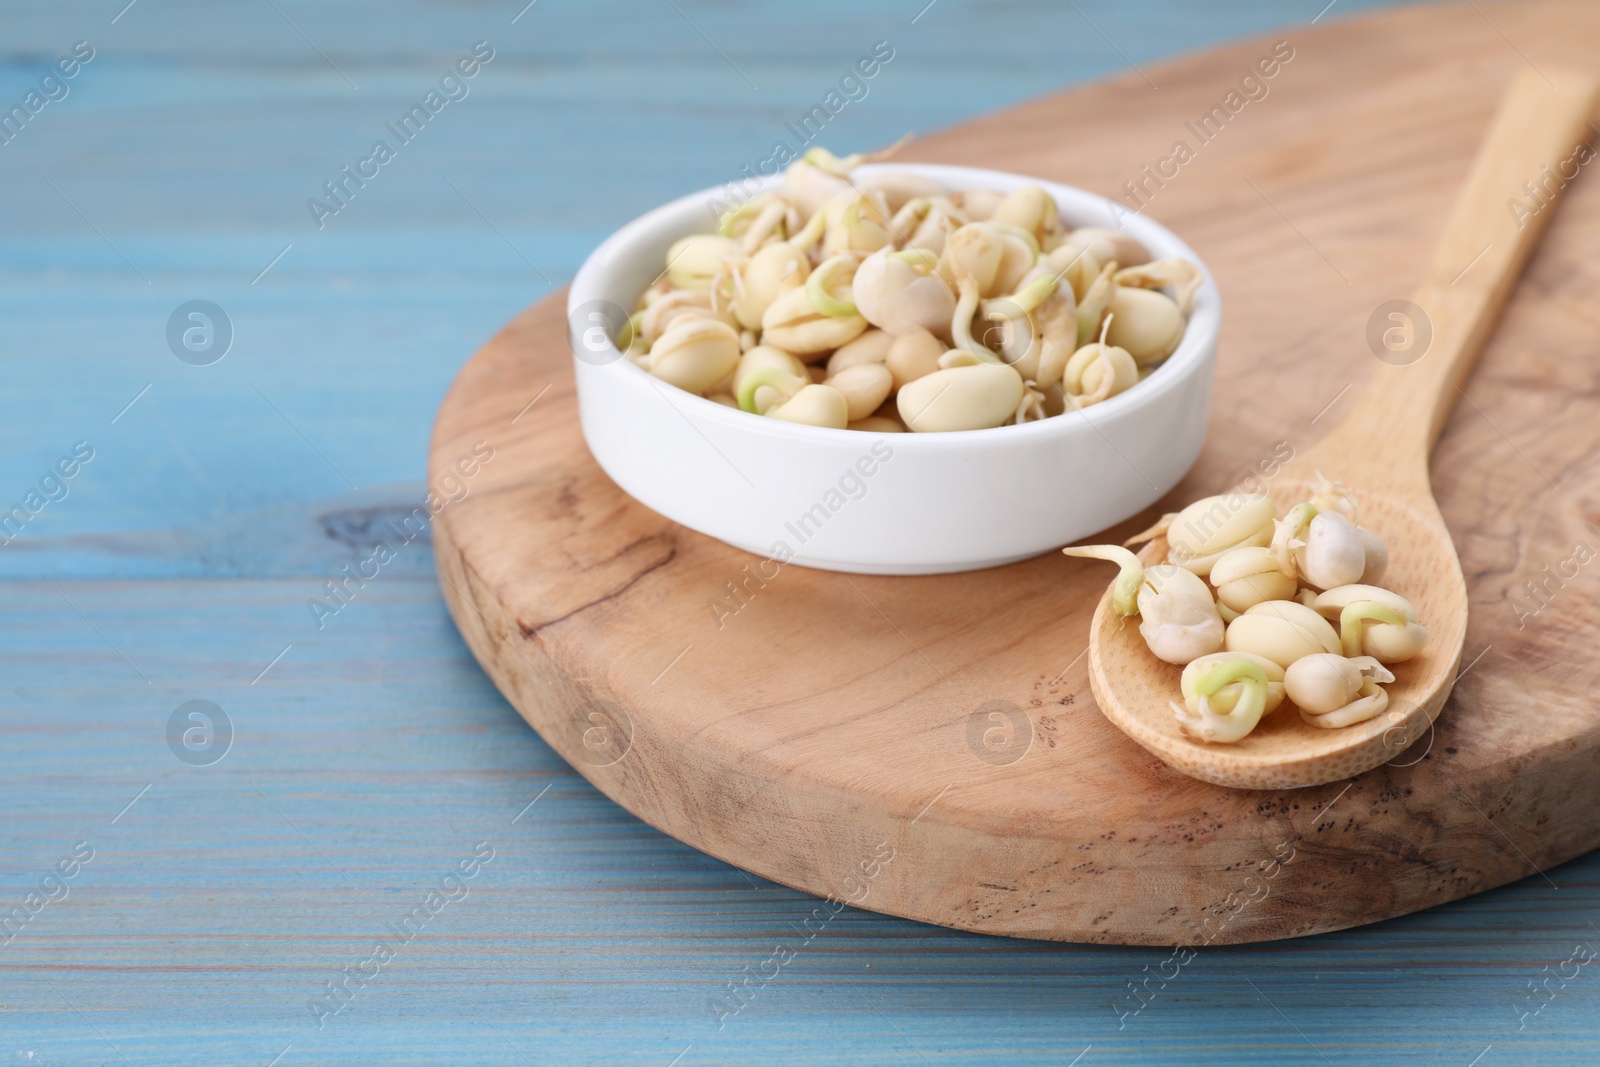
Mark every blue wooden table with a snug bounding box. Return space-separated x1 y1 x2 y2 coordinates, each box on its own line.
5 1 1599 1063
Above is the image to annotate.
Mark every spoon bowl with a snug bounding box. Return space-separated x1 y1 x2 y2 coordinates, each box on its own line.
1088 476 1465 788
1081 68 1600 788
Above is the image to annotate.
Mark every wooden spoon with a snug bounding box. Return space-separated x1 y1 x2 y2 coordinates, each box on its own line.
1084 68 1600 789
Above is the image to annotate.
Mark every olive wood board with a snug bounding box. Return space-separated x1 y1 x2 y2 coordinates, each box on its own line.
430 0 1600 944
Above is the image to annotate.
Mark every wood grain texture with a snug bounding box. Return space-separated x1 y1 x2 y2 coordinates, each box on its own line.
9 1 1600 1064
433 13 1600 946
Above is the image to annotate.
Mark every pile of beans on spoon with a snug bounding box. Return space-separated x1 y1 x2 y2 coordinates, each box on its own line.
1064 476 1429 744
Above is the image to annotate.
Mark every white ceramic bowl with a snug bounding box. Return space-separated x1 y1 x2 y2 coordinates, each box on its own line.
567 164 1219 574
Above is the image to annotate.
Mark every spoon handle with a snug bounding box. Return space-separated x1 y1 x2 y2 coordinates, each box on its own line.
1321 68 1600 483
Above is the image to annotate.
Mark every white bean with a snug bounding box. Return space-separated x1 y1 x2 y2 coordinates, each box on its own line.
896 361 1024 432
827 363 895 422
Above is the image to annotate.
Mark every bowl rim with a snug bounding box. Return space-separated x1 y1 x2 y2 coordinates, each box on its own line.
567 162 1221 450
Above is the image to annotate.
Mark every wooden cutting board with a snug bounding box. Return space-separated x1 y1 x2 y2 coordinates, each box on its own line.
430 0 1600 944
